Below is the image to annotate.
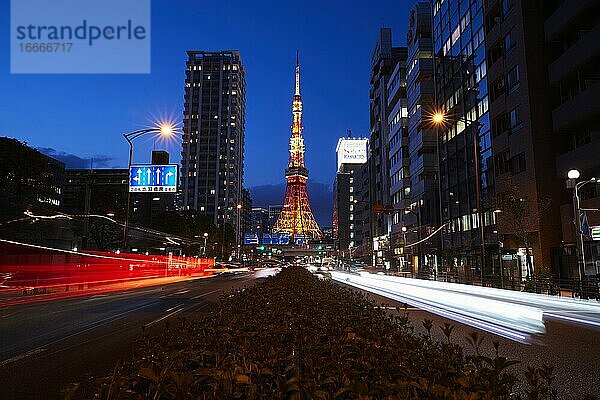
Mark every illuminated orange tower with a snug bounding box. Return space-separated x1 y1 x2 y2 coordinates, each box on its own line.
272 54 322 239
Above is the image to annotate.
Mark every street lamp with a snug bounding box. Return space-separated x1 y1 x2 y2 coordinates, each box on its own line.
567 169 598 296
122 123 175 248
432 111 487 283
203 232 209 257
404 208 422 273
236 204 243 261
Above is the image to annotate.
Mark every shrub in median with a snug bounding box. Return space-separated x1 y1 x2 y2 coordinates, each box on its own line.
66 266 560 399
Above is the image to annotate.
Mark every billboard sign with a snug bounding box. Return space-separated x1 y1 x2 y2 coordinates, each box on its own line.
129 164 177 193
336 138 368 171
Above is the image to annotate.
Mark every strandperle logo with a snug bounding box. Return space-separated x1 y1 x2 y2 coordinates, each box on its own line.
11 0 151 74
15 20 147 46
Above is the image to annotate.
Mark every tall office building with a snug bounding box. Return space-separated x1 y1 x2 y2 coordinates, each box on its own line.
181 50 247 236
250 207 270 236
386 49 410 271
353 160 372 262
394 1 439 273
333 137 369 256
433 0 496 277
369 28 407 268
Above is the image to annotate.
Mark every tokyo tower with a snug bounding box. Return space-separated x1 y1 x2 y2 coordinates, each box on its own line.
272 54 322 239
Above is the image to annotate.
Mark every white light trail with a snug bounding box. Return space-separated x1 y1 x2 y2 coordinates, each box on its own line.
331 271 600 344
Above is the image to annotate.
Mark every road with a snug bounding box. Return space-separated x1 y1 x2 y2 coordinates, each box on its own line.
0 271 261 400
331 271 600 399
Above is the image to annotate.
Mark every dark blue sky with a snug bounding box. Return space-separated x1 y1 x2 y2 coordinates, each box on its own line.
0 0 409 188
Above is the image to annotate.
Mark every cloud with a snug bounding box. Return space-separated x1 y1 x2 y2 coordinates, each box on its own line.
37 147 115 169
248 181 333 227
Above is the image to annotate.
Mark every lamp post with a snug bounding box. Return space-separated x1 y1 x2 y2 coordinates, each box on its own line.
203 232 208 257
404 208 422 273
432 111 486 284
122 124 174 248
236 203 242 261
401 226 407 273
567 169 599 296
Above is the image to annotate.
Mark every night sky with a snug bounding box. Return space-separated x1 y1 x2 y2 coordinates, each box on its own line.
0 0 409 189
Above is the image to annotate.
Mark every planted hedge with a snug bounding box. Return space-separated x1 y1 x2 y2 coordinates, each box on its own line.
67 267 560 399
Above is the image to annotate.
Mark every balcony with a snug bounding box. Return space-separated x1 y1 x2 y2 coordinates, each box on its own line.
410 153 437 176
548 23 600 86
545 0 595 42
552 80 600 132
408 129 437 156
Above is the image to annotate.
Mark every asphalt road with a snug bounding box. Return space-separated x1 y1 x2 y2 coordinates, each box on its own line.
337 281 600 400
0 271 259 400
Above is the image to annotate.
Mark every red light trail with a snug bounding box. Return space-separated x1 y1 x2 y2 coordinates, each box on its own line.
0 239 215 307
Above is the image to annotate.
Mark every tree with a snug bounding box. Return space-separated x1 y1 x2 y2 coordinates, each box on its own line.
496 180 552 278
0 137 56 222
150 210 236 258
88 219 122 251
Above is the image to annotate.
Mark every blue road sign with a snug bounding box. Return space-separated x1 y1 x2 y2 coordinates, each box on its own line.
129 164 178 193
244 233 260 245
262 233 290 245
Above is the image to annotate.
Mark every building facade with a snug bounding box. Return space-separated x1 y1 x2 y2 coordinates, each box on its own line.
181 50 247 236
433 0 497 278
369 28 407 268
386 48 410 271
544 0 600 277
333 137 369 257
394 1 440 273
250 207 270 236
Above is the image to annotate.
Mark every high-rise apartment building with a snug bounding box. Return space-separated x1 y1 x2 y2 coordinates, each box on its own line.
370 28 407 268
181 50 247 235
386 53 410 270
543 0 600 277
483 0 568 279
395 1 440 273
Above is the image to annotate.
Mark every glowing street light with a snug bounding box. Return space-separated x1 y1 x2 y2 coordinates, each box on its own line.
122 122 177 248
568 169 580 180
159 124 174 137
432 112 445 124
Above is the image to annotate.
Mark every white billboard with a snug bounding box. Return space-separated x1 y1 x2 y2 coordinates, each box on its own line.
336 138 368 171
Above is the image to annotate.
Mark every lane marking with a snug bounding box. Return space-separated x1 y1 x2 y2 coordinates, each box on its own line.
144 307 184 328
0 274 258 365
0 348 46 367
192 289 221 300
0 301 159 366
165 304 184 313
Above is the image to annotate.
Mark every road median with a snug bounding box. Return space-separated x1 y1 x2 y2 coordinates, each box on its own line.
67 266 565 399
